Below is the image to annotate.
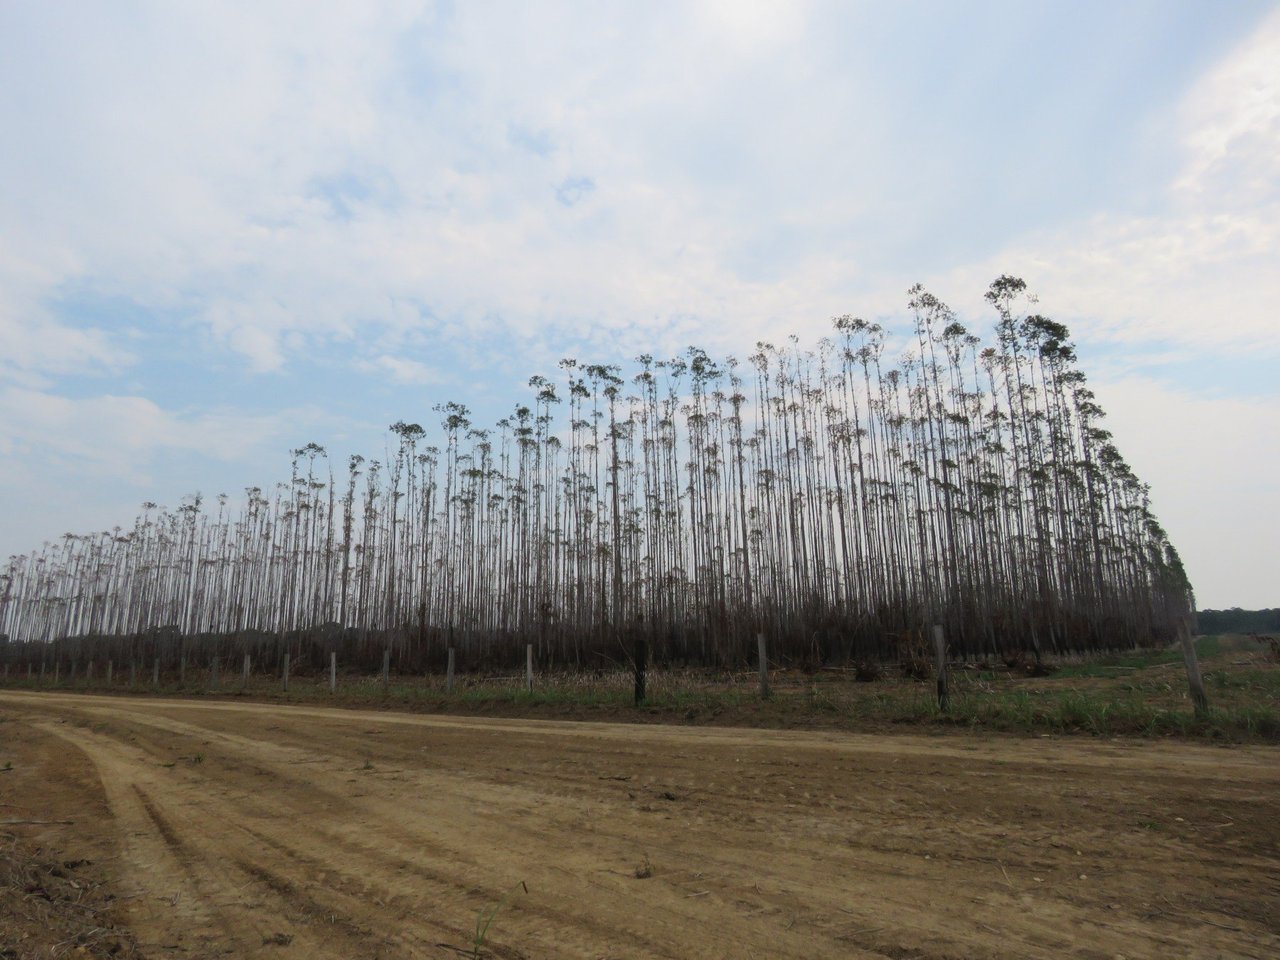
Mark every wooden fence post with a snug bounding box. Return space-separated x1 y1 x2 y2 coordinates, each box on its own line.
329 651 337 693
282 653 290 693
932 623 949 713
179 654 186 686
382 648 391 693
634 635 647 706
525 644 534 693
242 653 251 692
87 660 94 683
129 662 137 688
210 656 220 690
153 658 160 686
106 660 113 685
757 633 770 699
446 647 455 693
1180 622 1209 716
54 661 60 685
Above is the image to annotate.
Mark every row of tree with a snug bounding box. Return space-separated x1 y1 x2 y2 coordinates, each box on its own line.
0 278 1194 673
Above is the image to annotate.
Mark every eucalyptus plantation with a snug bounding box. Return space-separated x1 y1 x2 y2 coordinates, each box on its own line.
0 279 1194 673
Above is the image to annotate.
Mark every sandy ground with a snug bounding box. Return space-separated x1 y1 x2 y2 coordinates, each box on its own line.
0 690 1276 960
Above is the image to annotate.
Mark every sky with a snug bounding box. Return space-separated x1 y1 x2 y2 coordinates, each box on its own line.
1 0 1277 610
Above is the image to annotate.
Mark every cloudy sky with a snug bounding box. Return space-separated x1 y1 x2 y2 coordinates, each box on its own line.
1 1 1276 609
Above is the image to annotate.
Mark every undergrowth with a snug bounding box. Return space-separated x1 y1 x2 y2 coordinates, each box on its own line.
3 635 1276 742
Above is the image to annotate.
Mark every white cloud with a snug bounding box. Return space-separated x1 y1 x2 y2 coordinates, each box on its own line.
361 355 442 386
204 300 291 373
0 2 879 378
0 248 134 384
0 386 320 484
1 3 1274 382
1092 376 1280 610
937 7 1280 356
1177 7 1280 204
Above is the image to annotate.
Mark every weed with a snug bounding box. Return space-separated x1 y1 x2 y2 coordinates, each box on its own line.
854 661 883 682
190 753 205 765
634 855 653 879
1195 635 1223 657
900 657 931 681
1 760 12 772
472 880 528 959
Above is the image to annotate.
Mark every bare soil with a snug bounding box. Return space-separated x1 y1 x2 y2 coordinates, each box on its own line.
0 716 139 959
1 690 1277 959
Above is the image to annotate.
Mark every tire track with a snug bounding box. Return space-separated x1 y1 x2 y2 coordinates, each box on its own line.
4 691 1277 960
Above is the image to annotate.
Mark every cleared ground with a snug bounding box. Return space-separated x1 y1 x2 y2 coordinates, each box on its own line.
1 690 1277 959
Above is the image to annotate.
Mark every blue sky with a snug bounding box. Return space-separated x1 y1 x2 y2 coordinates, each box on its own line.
1 1 1277 609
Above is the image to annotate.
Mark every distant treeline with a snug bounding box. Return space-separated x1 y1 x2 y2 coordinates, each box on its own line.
1196 609 1280 635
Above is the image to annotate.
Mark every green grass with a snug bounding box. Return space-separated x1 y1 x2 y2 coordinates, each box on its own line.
1205 668 1280 694
4 634 1276 741
472 881 527 959
1053 635 1223 678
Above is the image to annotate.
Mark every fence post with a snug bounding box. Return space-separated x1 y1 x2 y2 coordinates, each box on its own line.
153 657 160 686
179 654 186 686
382 647 391 693
106 660 113 685
932 623 949 713
39 661 45 686
210 656 220 690
129 661 137 688
525 644 534 693
329 651 337 693
757 633 770 699
242 653 251 692
87 660 94 684
54 661 60 685
634 635 647 706
446 647 455 693
282 653 290 693
1179 621 1209 716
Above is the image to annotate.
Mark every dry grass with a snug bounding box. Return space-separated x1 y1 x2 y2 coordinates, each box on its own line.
4 635 1277 741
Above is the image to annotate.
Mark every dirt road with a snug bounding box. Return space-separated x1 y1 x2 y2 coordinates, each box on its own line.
1 690 1276 959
